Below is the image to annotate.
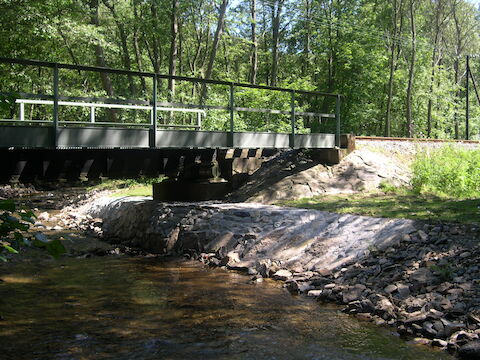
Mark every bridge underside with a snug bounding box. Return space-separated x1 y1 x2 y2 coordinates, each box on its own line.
0 147 290 184
0 144 350 185
0 125 335 149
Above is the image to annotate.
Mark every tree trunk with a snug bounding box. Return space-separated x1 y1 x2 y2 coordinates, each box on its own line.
149 2 162 73
321 3 336 115
454 57 460 139
89 0 115 97
89 0 117 122
204 0 228 80
102 0 136 96
405 0 416 138
249 0 258 84
302 0 311 76
270 0 284 87
132 2 147 96
179 20 183 76
385 0 400 137
453 1 463 139
168 0 179 98
427 0 447 138
201 0 228 101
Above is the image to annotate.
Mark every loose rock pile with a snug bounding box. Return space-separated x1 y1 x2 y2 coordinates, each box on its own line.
0 184 37 199
281 222 480 355
227 148 410 203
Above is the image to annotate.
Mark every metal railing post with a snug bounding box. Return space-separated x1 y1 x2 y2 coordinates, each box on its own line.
53 63 59 148
90 106 95 123
290 90 295 148
19 102 25 121
151 74 158 148
335 94 341 148
228 83 234 147
466 55 470 140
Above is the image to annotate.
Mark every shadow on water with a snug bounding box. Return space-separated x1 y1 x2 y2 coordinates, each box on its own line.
0 256 453 360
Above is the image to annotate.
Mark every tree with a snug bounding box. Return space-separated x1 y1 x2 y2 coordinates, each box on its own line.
405 0 416 138
270 0 284 86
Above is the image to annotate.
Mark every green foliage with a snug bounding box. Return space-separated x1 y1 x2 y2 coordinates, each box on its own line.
378 181 405 194
0 200 66 261
278 191 480 224
88 176 166 192
0 0 479 137
412 145 480 198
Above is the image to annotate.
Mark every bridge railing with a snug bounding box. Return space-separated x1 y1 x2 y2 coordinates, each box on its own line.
0 57 343 149
12 99 204 129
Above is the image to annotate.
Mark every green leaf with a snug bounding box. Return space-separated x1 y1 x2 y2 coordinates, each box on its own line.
13 231 24 243
3 244 18 254
13 222 29 231
21 215 35 224
22 210 36 219
0 255 7 262
46 239 66 259
0 200 15 212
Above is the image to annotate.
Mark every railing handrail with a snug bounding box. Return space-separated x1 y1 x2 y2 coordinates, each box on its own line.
15 99 206 114
14 99 203 129
0 119 200 129
0 57 343 98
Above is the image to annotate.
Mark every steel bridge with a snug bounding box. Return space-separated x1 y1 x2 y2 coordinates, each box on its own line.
0 58 345 183
0 58 342 150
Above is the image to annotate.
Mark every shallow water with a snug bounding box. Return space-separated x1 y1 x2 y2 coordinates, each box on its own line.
0 256 452 360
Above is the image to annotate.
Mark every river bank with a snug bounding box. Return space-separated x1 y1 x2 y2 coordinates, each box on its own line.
69 196 479 359
1 186 458 360
1 139 479 359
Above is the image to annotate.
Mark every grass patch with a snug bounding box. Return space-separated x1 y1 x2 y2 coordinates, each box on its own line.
112 185 152 197
279 145 480 224
412 145 480 198
277 190 480 224
87 177 165 198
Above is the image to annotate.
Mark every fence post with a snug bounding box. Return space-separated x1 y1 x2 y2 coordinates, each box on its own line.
53 63 59 149
466 55 470 140
290 90 295 148
151 74 158 148
19 102 25 121
228 83 234 147
335 95 341 148
90 106 95 123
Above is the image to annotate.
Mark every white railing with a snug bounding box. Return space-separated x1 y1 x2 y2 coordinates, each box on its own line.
15 99 205 129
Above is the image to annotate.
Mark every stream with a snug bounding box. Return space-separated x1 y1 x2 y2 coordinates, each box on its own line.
0 255 453 360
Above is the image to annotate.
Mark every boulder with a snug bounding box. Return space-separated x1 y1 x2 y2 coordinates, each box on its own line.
342 284 366 303
458 341 480 360
272 269 293 281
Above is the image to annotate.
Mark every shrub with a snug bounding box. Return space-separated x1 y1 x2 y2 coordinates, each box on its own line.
0 199 66 261
411 145 480 198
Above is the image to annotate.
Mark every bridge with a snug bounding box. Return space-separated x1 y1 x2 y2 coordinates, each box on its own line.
0 58 345 184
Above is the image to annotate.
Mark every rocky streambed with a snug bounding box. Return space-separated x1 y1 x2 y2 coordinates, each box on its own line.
71 196 480 359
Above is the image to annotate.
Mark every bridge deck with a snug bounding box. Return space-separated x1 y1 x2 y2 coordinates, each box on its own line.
0 124 335 149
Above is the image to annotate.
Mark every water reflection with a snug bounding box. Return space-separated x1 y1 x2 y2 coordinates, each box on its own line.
0 257 452 360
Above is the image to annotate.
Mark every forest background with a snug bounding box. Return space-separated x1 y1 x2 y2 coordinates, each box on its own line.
1 0 480 138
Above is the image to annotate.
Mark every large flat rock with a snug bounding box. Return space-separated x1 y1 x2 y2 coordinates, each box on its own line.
86 198 421 273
